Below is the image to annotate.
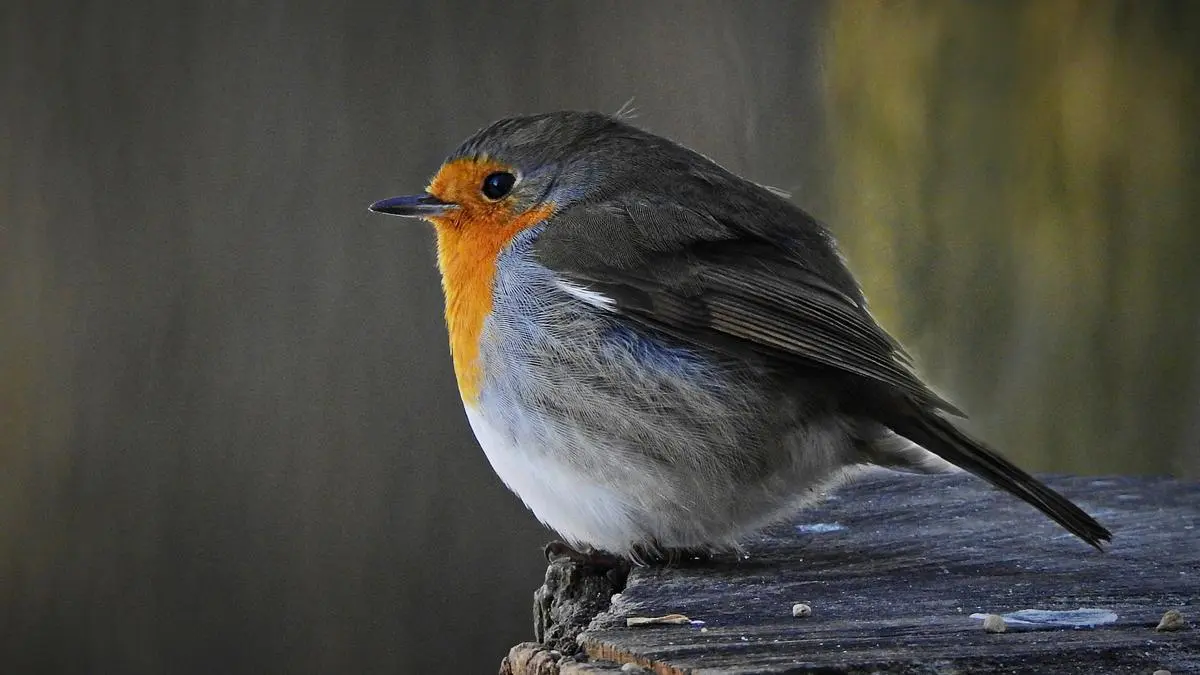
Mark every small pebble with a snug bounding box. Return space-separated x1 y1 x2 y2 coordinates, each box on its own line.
620 663 650 674
982 614 1007 633
1152 670 1171 675
1156 609 1186 632
626 613 691 627
791 603 812 618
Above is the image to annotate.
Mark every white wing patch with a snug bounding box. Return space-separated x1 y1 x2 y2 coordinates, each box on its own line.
555 279 617 312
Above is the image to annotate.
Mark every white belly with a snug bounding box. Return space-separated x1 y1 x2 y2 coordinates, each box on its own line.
464 403 644 553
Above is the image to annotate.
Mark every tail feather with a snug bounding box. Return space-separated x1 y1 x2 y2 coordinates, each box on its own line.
882 407 1112 550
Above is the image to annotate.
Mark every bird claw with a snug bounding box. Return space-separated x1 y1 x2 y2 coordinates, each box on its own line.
543 540 626 570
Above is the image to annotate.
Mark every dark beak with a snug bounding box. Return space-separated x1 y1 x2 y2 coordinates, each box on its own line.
368 194 455 218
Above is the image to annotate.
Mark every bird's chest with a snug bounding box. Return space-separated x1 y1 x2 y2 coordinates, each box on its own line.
462 269 650 544
443 233 769 547
455 249 666 530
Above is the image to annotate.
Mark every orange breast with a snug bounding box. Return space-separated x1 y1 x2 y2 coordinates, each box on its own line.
427 158 554 403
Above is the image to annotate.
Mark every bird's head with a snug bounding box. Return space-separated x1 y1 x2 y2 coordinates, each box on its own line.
369 110 653 401
369 110 675 233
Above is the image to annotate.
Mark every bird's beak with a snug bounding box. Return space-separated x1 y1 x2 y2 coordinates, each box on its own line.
368 193 456 219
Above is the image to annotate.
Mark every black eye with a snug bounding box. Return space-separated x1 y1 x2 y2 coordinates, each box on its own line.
481 171 516 200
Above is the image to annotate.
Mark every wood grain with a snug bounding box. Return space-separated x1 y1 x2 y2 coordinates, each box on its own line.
516 472 1198 674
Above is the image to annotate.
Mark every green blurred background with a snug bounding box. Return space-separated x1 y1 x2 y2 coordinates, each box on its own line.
2 1 1197 673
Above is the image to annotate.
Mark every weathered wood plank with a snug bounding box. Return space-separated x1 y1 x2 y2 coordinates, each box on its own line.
513 473 1198 674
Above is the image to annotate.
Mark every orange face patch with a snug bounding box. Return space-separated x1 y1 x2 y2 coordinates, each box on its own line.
425 158 553 403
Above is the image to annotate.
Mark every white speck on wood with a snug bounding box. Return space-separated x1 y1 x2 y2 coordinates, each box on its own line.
982 614 1007 633
1156 609 1186 632
627 614 691 627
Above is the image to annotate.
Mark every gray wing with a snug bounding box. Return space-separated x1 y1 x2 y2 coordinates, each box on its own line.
534 194 1113 550
532 194 962 415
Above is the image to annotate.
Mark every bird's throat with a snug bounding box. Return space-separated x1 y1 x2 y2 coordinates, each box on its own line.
433 204 554 403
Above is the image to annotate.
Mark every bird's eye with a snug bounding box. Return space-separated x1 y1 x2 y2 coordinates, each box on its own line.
481 171 516 200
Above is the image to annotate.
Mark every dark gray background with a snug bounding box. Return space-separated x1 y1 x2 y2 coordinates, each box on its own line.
2 2 1196 673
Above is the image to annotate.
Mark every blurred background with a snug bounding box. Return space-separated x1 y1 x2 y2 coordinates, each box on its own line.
2 1 1197 672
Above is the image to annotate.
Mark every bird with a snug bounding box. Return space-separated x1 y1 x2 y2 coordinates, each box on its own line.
369 110 1111 563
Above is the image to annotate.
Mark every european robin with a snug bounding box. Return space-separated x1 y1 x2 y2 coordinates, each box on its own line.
369 111 1110 561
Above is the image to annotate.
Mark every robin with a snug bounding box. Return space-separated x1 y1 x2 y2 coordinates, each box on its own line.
369 111 1110 562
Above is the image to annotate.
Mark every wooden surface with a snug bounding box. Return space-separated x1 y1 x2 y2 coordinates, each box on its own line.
510 472 1198 674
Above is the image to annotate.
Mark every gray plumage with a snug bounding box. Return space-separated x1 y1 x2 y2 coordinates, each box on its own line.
398 111 1113 557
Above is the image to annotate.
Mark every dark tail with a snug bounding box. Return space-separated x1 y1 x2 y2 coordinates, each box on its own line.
881 406 1112 550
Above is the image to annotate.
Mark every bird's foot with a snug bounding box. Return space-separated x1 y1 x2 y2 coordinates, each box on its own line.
543 540 625 570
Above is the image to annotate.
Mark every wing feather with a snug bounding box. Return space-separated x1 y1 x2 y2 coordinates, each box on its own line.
534 197 960 414
532 190 1110 549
